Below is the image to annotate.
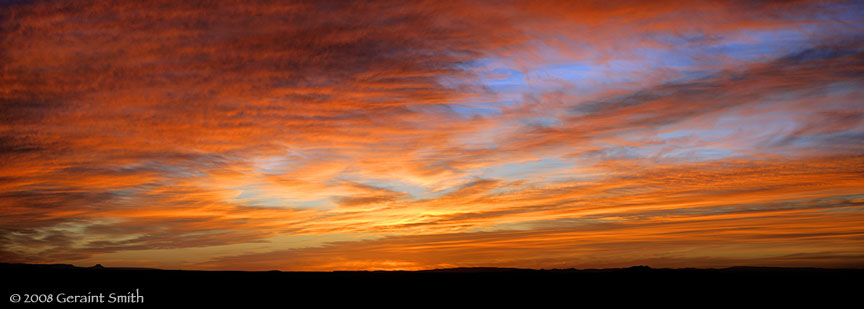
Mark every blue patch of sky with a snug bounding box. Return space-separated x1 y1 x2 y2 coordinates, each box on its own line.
591 145 665 163
477 158 570 181
470 3 864 104
455 12 864 159
639 19 864 81
445 56 596 123
483 66 527 89
657 129 692 140
527 63 594 82
474 57 601 93
716 81 862 151
811 0 864 27
520 116 562 128
449 104 502 117
657 148 740 162
710 30 811 61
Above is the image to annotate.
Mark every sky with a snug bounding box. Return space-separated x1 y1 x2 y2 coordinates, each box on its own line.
1 0 863 271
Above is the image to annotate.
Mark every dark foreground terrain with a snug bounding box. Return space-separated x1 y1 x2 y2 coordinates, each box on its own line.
2 263 861 306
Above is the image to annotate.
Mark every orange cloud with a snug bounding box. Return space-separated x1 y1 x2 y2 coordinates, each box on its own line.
1 0 862 269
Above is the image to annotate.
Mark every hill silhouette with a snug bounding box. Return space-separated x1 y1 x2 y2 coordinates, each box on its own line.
2 263 860 305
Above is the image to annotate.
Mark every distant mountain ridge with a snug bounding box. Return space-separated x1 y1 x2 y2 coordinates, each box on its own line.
2 262 859 273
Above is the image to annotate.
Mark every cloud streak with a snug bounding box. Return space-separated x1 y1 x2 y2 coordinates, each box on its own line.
1 0 862 270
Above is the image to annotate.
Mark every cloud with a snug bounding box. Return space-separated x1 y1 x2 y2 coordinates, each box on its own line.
197 199 864 270
1 0 862 269
497 40 864 156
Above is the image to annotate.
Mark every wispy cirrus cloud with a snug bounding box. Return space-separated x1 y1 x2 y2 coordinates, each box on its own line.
1 0 862 270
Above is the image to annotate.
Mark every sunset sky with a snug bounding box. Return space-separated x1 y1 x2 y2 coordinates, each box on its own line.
1 0 863 271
